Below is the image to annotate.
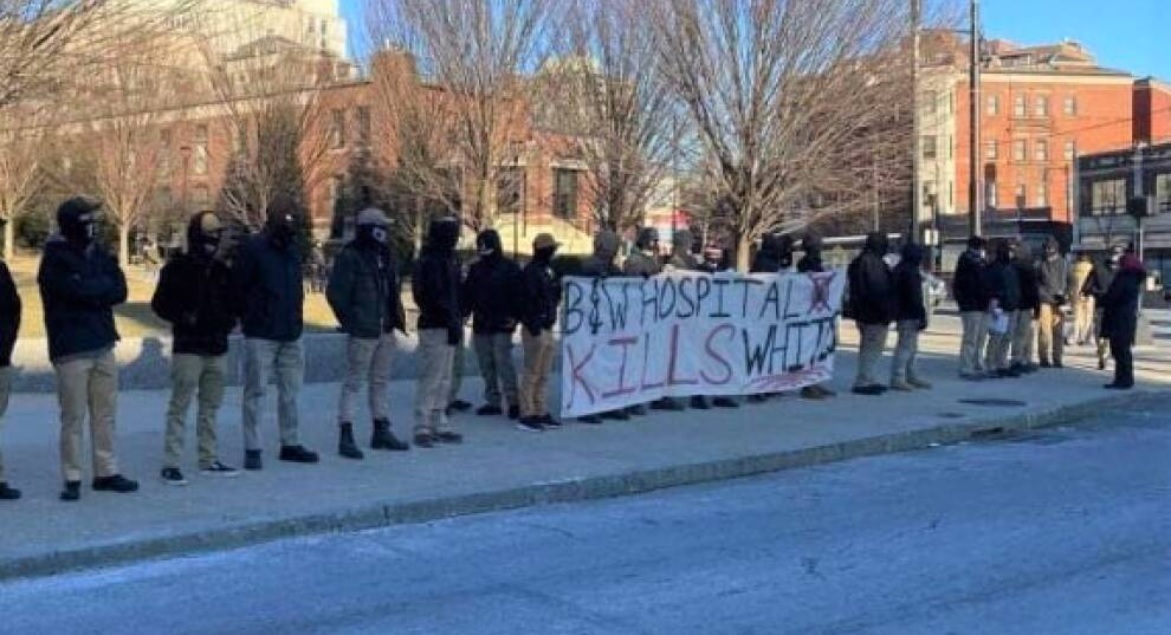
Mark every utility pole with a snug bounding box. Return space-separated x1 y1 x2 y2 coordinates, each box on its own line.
911 0 922 243
968 0 982 237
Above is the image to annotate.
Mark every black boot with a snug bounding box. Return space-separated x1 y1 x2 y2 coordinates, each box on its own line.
690 396 710 410
338 423 364 460
371 419 410 451
0 482 21 500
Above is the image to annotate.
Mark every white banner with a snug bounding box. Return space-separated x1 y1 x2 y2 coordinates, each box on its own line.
559 271 846 418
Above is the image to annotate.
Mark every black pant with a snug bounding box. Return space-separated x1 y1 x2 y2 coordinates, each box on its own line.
1109 335 1134 387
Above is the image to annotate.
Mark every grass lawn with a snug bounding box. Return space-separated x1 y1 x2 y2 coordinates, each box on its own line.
5 254 343 339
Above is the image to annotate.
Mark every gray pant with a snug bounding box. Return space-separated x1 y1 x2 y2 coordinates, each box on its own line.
448 340 465 404
55 351 119 482
0 366 10 482
337 334 395 424
415 329 455 434
164 354 227 469
242 338 303 452
473 333 519 408
959 311 989 375
854 323 889 388
984 311 1017 372
891 320 922 384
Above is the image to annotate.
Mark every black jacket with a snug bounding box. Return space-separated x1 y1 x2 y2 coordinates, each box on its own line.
327 240 405 339
893 245 927 324
152 251 235 356
581 231 622 278
412 220 462 334
984 259 1021 312
1100 264 1145 344
1015 260 1041 313
231 231 304 342
751 234 793 273
953 249 988 312
0 260 20 367
37 238 127 362
521 255 561 335
846 233 896 326
796 252 824 274
463 252 523 335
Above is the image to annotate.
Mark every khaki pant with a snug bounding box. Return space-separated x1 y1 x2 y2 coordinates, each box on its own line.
959 311 989 375
1011 311 1035 367
448 340 465 404
164 354 227 469
984 311 1017 372
415 329 455 434
891 321 923 384
1073 297 1095 344
337 334 395 424
521 330 557 418
55 351 119 482
1037 303 1065 365
473 333 519 408
854 323 889 388
0 366 10 482
242 338 303 452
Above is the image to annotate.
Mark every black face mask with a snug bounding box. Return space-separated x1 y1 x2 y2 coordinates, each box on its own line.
534 246 557 263
358 224 388 246
269 215 296 248
197 233 221 256
63 214 96 247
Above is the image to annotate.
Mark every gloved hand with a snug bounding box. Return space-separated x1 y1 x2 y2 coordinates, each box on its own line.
447 327 461 347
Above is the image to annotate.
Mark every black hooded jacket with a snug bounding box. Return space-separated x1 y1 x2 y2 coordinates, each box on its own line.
796 235 824 274
1100 257 1146 343
984 246 1021 312
521 249 561 335
846 233 896 325
412 219 463 333
0 260 20 367
37 237 128 362
953 249 989 312
751 234 793 273
151 213 236 356
231 228 304 342
463 230 523 334
893 244 927 324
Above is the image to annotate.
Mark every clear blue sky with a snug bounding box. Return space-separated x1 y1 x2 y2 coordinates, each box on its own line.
340 0 1170 80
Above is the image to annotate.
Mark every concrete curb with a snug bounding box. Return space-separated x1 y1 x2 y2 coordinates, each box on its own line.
0 391 1147 582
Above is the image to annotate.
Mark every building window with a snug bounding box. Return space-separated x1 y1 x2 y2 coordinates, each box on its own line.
496 167 525 215
1064 141 1077 161
1034 139 1049 162
986 94 999 116
1013 94 1027 117
1157 173 1171 214
1063 95 1078 116
985 139 998 160
193 124 209 176
1013 139 1027 162
355 106 371 146
923 90 937 116
922 135 937 160
1033 95 1049 117
1090 179 1127 216
1037 179 1049 207
553 168 579 219
1014 184 1027 208
329 109 345 149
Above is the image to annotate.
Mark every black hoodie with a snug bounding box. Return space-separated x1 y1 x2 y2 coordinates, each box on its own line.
412 218 463 334
0 259 20 367
521 248 561 335
463 229 523 334
152 213 237 356
37 237 127 362
751 233 793 273
893 243 927 324
846 232 896 325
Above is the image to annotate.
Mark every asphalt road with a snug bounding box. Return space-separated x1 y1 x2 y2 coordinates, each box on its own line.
2 397 1168 635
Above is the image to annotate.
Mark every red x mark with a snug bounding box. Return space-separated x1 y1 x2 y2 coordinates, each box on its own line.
808 272 837 313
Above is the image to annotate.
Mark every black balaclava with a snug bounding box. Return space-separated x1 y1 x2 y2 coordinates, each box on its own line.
427 217 460 255
476 229 503 260
57 197 100 249
864 232 889 257
534 245 557 264
266 203 298 250
187 211 224 259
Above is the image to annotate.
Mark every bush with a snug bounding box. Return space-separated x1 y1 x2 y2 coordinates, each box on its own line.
15 211 51 250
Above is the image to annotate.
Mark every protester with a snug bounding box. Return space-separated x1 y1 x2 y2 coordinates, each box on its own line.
846 232 896 395
699 245 725 274
1071 251 1096 346
578 229 625 424
983 240 1021 378
954 236 989 380
151 211 239 485
890 243 930 391
1082 246 1122 371
1010 241 1040 375
0 254 21 500
411 217 465 447
1100 253 1146 390
750 232 795 401
518 233 562 431
1035 237 1069 368
463 229 523 420
795 232 837 400
623 227 668 413
326 208 410 460
38 198 137 501
233 201 318 470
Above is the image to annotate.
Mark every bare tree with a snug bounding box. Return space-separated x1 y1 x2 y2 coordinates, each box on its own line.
365 0 553 231
650 0 917 270
0 105 49 257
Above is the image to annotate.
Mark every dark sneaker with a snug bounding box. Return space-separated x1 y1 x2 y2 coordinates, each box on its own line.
93 474 139 493
690 396 711 409
627 405 648 416
279 445 320 464
476 404 503 416
507 405 521 420
160 468 188 487
516 418 545 432
338 424 364 460
0 483 21 500
414 431 436 448
371 420 411 451
800 386 827 400
578 415 603 425
539 414 561 429
60 481 81 502
244 450 263 471
852 385 884 396
713 397 740 408
448 400 472 412
601 409 629 421
435 430 464 444
650 398 685 411
200 461 240 478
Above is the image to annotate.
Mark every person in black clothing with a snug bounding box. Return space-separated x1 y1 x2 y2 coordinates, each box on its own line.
1082 246 1123 371
793 233 837 400
576 230 624 423
412 217 465 447
233 202 317 470
1100 254 1146 389
846 232 896 395
0 256 21 500
1010 241 1040 375
890 243 931 391
752 233 794 274
953 236 989 379
982 240 1021 377
518 233 562 431
463 229 524 420
38 197 137 501
151 211 239 485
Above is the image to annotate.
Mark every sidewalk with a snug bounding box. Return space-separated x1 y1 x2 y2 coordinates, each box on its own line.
0 314 1167 580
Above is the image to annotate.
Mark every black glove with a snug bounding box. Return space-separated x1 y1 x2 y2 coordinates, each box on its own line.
447 327 461 347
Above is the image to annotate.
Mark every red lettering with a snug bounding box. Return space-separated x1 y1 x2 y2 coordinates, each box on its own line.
566 343 597 408
700 324 735 385
601 336 640 398
666 324 698 386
